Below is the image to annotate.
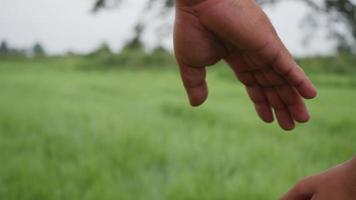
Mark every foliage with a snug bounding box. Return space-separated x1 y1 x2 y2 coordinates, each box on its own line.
4 43 354 75
0 40 28 58
0 41 9 54
81 47 356 75
79 40 174 70
297 53 356 74
261 0 356 52
0 41 46 58
32 42 46 56
87 43 113 57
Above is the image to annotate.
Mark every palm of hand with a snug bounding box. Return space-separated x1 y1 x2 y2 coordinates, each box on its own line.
174 0 317 130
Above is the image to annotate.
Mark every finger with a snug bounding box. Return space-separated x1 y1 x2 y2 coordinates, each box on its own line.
284 87 310 123
262 68 310 123
246 84 274 123
271 50 317 99
226 56 274 123
275 107 295 131
253 70 295 129
261 68 298 106
264 87 295 131
280 177 317 200
178 62 208 107
250 38 317 100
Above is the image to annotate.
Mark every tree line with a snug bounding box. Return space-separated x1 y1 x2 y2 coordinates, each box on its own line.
0 40 46 57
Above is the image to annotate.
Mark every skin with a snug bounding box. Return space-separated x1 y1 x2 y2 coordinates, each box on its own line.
281 156 356 200
174 0 318 130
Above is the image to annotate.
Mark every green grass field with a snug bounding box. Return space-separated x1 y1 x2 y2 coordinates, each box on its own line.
0 58 355 200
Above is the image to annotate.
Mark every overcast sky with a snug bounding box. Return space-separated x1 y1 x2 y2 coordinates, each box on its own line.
0 0 335 56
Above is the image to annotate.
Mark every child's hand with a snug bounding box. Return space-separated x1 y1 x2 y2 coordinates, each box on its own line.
174 0 317 130
281 157 356 200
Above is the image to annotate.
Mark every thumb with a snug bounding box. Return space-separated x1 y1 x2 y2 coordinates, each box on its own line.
178 61 208 107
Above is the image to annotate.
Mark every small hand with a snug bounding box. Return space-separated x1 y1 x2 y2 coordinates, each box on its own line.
174 0 317 130
280 157 356 200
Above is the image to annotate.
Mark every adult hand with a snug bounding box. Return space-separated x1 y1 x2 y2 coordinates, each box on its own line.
174 0 317 130
280 157 356 200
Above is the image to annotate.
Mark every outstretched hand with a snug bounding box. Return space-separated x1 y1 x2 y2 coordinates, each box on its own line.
280 157 356 200
174 0 317 130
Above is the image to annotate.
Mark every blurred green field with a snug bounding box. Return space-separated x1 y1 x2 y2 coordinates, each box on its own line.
0 57 355 200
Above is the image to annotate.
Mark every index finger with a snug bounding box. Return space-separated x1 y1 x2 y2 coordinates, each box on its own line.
271 49 317 100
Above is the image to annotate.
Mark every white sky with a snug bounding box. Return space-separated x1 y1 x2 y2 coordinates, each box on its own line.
0 0 335 56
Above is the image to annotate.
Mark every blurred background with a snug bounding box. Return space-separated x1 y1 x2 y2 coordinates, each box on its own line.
0 0 355 199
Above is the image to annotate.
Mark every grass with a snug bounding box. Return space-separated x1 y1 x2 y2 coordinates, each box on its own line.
0 58 355 200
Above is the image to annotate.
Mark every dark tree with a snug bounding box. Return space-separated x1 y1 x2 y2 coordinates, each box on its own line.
259 0 356 52
93 0 174 48
97 43 112 54
0 40 9 55
87 42 113 57
32 42 46 56
121 25 144 51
